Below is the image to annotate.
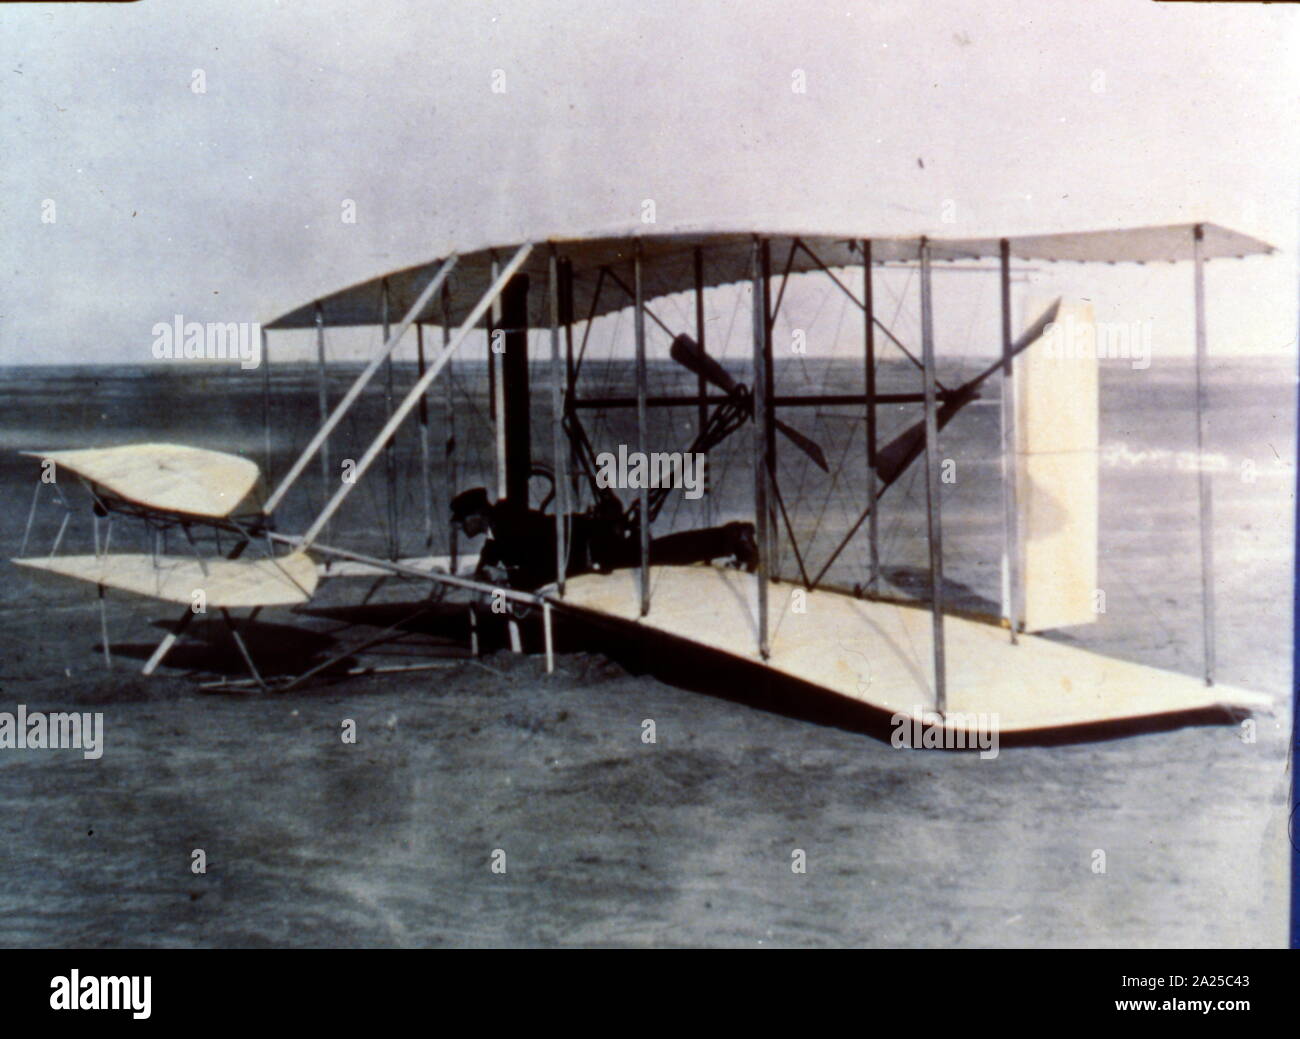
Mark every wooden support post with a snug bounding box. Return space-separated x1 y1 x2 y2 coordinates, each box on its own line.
442 282 457 568
142 609 194 676
560 259 579 508
97 585 112 671
1193 224 1216 686
919 238 946 713
543 601 554 674
260 328 272 482
751 237 771 659
999 238 1020 644
693 247 710 525
50 510 70 559
416 323 434 549
381 279 399 559
549 246 568 596
634 242 651 616
761 238 777 568
314 304 333 543
19 479 42 558
222 608 267 691
487 258 498 426
500 273 532 510
489 253 508 502
863 239 879 593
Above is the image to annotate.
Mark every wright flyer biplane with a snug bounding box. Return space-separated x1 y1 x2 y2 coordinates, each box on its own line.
14 222 1277 739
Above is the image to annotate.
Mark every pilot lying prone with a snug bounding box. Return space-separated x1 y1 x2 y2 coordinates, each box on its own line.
449 486 758 591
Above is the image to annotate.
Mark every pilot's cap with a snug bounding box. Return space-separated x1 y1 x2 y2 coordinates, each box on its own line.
450 486 491 521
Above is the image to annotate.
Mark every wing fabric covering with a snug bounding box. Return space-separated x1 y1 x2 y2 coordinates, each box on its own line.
14 551 317 608
25 444 263 519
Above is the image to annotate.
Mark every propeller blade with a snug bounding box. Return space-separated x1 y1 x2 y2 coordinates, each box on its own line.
877 406 971 487
875 297 1063 487
873 386 976 487
1015 297 1063 358
966 297 1064 389
775 418 830 472
873 421 923 487
670 334 739 395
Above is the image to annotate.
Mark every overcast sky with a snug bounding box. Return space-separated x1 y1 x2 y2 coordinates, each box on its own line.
2 0 1297 365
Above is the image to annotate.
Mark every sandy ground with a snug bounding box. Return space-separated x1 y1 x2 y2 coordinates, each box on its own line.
0 590 1290 948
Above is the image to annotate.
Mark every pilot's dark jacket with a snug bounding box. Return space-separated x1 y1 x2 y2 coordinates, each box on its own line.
477 502 754 591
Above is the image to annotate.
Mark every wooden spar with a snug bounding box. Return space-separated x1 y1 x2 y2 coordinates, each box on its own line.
142 609 194 676
264 255 457 514
300 243 533 548
543 601 555 674
559 258 579 507
634 241 651 616
221 608 267 690
500 273 532 509
751 236 771 659
761 239 777 568
572 391 949 408
919 238 947 712
548 246 568 596
863 238 879 593
416 322 434 549
999 238 1020 643
487 256 498 420
381 278 399 559
693 247 710 525
489 253 508 502
485 257 514 659
260 328 272 482
561 259 576 394
1193 224 1216 686
442 281 457 568
268 526 544 607
18 480 42 558
314 303 332 543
